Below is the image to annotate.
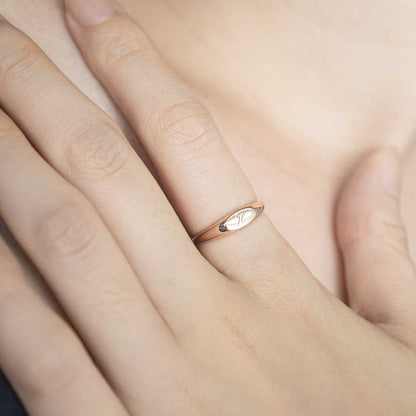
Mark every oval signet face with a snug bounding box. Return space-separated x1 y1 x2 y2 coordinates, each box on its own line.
221 208 257 232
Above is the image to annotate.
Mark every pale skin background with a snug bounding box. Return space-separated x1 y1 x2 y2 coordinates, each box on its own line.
1 0 416 303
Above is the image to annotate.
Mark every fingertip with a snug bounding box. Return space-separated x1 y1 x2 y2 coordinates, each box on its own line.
65 0 117 28
336 147 402 249
378 147 401 197
349 147 401 196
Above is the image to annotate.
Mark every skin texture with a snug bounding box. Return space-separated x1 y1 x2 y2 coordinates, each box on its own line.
0 0 415 302
0 1 415 414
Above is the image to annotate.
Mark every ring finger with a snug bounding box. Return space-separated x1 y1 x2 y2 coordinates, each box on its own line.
64 0 300 288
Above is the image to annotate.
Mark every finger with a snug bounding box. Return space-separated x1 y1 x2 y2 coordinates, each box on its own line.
0 15 215 322
0 110 175 412
337 148 416 346
63 0 303 289
0 238 128 416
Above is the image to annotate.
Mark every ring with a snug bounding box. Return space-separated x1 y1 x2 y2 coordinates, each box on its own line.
191 201 265 244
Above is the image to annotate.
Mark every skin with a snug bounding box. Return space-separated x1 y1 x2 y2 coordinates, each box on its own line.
0 0 415 301
0 0 415 414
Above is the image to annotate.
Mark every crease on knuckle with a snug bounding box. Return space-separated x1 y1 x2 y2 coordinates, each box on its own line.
97 27 153 68
341 211 408 256
20 333 84 400
34 200 98 257
377 217 409 255
64 120 131 182
0 34 42 82
93 283 141 324
153 100 218 160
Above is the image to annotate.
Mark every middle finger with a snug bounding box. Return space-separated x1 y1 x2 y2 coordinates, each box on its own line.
0 109 173 413
0 17 219 323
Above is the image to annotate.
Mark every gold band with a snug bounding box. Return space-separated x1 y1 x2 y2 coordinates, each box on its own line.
191 201 265 244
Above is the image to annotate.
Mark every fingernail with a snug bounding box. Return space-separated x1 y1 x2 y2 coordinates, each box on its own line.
65 0 116 27
380 147 401 197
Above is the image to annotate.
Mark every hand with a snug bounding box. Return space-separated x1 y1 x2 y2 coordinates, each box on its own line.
0 0 415 414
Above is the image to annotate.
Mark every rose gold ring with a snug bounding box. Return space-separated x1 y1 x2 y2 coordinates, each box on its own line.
191 201 265 244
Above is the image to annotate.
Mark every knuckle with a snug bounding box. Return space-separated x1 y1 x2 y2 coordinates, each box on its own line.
65 120 131 182
378 217 408 253
96 25 154 68
34 199 98 257
342 210 409 256
153 100 218 159
0 30 42 82
93 283 141 323
21 332 84 400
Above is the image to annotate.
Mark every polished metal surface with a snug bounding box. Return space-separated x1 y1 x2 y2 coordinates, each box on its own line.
192 201 265 244
219 207 258 232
